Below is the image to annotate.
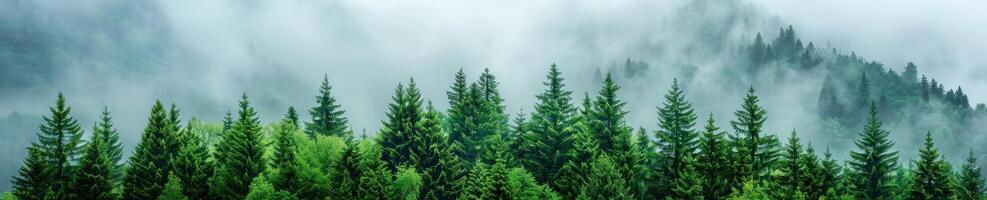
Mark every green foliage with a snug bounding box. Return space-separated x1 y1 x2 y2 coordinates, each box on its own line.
729 87 779 184
170 121 212 200
392 167 423 200
378 79 425 170
698 114 731 199
12 147 50 200
504 168 561 200
210 94 268 200
270 122 304 198
124 101 179 200
305 74 351 140
93 107 124 184
32 93 85 198
414 104 467 200
517 64 579 185
656 79 699 197
158 175 189 200
577 155 634 200
726 181 771 200
848 104 898 200
906 132 953 200
667 155 703 200
957 150 985 200
69 132 116 200
244 176 295 200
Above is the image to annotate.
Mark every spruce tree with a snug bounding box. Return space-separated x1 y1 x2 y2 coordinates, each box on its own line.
306 74 350 139
93 107 124 184
244 176 294 200
855 73 871 111
159 175 189 200
777 130 811 199
906 132 952 200
415 104 467 200
656 79 699 197
329 144 360 199
517 64 579 184
446 69 481 164
284 106 300 129
587 73 642 197
12 146 51 200
378 79 425 170
958 150 984 200
576 155 633 200
848 103 898 200
35 93 84 198
69 132 116 200
124 101 178 200
819 147 842 199
668 155 704 200
698 114 731 200
271 122 303 198
355 141 392 199
170 121 212 200
392 167 423 200
730 86 779 183
210 94 268 200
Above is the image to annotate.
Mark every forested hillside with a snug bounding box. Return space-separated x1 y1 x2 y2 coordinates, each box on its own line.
5 63 986 199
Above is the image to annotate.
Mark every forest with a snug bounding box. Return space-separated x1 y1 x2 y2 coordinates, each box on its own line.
3 1 987 200
5 51 987 200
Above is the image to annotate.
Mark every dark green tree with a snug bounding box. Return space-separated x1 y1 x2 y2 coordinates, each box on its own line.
668 155 704 200
284 106 300 129
12 146 51 200
730 86 779 183
170 121 212 200
517 64 579 184
305 74 351 140
906 132 952 200
777 130 811 199
415 104 467 200
587 73 643 197
697 114 731 200
848 103 898 200
329 145 360 199
93 107 124 184
656 79 699 197
355 141 392 200
158 175 189 200
272 122 304 198
35 93 85 198
576 155 633 200
446 69 482 164
378 79 425 170
210 94 268 200
958 150 984 200
124 101 178 200
69 132 116 200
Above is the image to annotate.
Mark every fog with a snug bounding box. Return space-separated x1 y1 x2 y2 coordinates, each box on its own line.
1 0 985 190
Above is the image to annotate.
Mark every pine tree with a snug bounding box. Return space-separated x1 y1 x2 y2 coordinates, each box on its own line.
656 79 699 197
329 144 360 199
577 156 633 200
170 121 212 200
244 176 295 200
517 64 579 184
92 107 124 184
818 74 843 119
284 106 300 129
698 114 731 200
378 79 425 170
306 74 350 140
958 150 984 200
124 101 178 200
446 69 481 164
504 168 562 200
801 145 825 200
159 175 189 200
69 132 116 200
210 94 268 200
355 141 392 200
553 125 599 199
777 130 810 199
855 73 871 110
271 122 303 198
819 147 842 199
458 163 502 200
415 104 467 200
475 69 509 165
33 93 84 198
12 146 51 200
848 103 898 200
392 167 423 200
906 132 952 200
587 73 643 197
668 155 704 200
730 86 779 183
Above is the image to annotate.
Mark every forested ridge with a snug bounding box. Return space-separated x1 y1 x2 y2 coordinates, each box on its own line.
5 46 987 200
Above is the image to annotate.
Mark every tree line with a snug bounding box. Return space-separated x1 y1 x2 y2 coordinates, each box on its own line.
9 64 985 200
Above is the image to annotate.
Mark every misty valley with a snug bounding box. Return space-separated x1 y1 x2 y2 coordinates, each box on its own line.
3 0 987 200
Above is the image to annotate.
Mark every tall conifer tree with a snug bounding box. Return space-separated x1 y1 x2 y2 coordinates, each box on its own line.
93 107 124 184
69 133 116 200
210 94 268 200
730 86 779 183
306 74 351 140
656 79 699 197
698 114 731 199
124 101 178 200
848 103 898 200
906 132 952 200
958 150 985 200
517 64 579 184
378 79 425 170
170 121 212 200
35 93 84 198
